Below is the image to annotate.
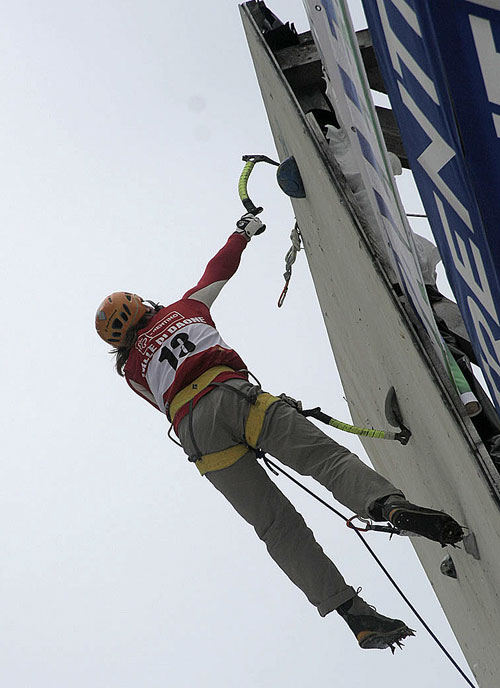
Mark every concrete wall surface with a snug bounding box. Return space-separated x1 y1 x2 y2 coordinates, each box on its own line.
241 6 500 686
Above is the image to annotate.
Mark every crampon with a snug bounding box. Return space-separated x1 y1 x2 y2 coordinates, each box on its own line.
385 501 464 546
337 593 416 652
358 624 416 653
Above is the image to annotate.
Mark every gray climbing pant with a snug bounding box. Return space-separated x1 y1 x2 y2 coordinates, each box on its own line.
176 379 403 616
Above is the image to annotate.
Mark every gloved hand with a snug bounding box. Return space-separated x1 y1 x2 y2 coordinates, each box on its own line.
235 213 265 240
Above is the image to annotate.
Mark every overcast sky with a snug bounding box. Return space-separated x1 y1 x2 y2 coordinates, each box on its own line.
1 1 472 686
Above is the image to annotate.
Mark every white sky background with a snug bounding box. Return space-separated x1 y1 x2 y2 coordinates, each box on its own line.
1 1 472 686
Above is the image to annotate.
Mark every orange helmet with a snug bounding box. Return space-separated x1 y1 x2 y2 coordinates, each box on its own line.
95 292 148 346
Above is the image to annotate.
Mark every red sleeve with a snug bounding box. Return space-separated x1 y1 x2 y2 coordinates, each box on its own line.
182 233 248 299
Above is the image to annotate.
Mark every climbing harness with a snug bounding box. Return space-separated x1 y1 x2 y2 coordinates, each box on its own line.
259 455 476 688
167 367 280 475
167 365 237 421
169 378 413 470
188 389 279 475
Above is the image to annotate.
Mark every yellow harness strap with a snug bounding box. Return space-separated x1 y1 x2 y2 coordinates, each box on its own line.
169 365 236 420
244 392 279 448
170 366 279 475
195 445 248 475
196 391 280 476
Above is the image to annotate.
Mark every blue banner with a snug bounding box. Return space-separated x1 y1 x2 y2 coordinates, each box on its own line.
363 0 500 412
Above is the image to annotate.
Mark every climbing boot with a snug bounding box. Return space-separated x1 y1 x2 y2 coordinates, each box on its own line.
337 594 415 652
382 497 464 546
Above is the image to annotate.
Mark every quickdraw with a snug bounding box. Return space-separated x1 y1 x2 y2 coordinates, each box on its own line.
346 514 413 538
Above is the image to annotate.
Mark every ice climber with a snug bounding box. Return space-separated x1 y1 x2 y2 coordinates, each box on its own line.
95 213 464 651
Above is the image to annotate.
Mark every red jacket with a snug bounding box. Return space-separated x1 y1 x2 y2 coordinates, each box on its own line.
124 233 249 427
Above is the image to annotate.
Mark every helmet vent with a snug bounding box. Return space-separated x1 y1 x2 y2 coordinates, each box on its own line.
95 292 145 346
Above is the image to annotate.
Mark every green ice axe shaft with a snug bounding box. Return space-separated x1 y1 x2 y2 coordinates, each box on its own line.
301 407 411 445
238 154 279 216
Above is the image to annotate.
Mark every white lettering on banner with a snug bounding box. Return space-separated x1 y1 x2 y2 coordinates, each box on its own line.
468 0 500 11
435 194 499 322
391 0 421 36
376 0 438 103
493 113 500 137
467 297 500 409
470 15 500 104
398 83 473 232
369 0 500 407
470 15 500 136
434 192 500 403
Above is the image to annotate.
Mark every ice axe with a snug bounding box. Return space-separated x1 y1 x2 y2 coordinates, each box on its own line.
238 153 307 217
300 388 411 445
300 406 410 444
238 154 279 217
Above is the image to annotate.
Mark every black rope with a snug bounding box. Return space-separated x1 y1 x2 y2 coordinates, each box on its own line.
260 455 477 688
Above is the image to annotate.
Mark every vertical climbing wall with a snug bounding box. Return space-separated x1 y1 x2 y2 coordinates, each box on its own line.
241 4 500 686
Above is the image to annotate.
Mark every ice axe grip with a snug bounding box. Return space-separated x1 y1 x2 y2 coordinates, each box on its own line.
238 160 263 216
238 154 279 216
301 407 408 443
